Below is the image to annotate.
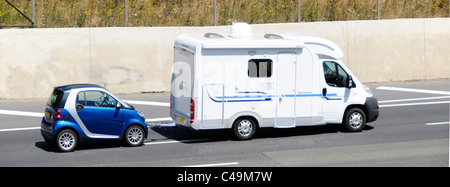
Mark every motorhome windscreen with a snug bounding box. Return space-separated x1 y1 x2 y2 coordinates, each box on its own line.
248 59 272 78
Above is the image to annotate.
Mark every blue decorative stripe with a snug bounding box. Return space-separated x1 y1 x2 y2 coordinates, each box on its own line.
324 97 342 100
207 91 342 102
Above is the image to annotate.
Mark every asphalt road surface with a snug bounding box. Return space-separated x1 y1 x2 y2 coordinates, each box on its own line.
0 79 448 167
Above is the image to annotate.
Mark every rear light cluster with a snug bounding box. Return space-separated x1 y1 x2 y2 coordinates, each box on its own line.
190 98 195 124
54 109 63 120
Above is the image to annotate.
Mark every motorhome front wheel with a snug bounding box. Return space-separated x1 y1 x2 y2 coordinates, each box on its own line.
344 108 366 132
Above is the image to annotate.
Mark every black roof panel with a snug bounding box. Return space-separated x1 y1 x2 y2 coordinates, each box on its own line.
54 84 104 91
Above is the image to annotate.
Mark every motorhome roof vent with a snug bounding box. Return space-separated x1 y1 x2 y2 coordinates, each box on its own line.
264 34 284 39
230 22 252 39
204 33 225 38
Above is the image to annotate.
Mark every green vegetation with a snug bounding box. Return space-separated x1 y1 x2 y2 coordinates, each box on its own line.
1 0 449 28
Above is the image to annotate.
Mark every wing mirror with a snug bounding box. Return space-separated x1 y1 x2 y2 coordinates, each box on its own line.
347 76 356 89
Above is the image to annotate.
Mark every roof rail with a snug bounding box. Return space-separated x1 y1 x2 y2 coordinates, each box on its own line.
204 33 225 38
264 34 284 39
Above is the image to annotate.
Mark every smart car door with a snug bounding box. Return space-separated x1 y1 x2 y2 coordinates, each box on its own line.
76 91 124 136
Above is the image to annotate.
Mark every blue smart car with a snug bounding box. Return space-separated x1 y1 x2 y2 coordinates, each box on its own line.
41 84 148 152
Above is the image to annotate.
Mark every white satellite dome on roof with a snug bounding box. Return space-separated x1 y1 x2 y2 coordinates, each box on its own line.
229 22 252 39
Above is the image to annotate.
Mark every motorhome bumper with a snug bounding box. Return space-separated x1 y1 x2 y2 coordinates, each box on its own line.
365 97 379 123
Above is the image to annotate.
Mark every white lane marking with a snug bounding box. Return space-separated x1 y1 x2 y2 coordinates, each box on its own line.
379 96 450 104
379 101 450 108
144 139 209 145
123 100 169 107
182 162 240 167
0 109 171 121
0 100 168 118
376 86 450 95
144 140 180 145
0 127 40 132
0 116 171 132
145 117 172 122
0 109 43 117
425 122 450 126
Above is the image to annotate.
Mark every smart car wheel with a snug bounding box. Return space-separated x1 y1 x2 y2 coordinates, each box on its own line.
344 108 366 132
124 125 144 147
56 129 77 152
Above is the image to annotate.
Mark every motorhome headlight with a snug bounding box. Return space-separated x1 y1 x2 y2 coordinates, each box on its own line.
363 84 373 95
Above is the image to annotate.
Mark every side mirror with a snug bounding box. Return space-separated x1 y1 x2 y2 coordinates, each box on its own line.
347 76 356 88
116 102 122 109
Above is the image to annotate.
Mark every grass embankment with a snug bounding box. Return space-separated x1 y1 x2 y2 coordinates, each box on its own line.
0 0 449 28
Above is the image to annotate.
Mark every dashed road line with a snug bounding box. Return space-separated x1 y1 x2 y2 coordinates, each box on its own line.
181 162 240 167
0 127 41 132
144 139 209 145
378 96 450 104
376 86 450 95
379 101 450 108
425 122 450 126
123 100 169 107
0 109 43 118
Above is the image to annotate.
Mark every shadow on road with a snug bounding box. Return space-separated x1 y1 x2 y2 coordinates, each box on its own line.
35 139 124 152
150 124 374 143
34 124 374 152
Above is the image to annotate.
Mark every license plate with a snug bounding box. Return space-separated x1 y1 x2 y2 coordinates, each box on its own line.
177 116 185 124
45 111 51 118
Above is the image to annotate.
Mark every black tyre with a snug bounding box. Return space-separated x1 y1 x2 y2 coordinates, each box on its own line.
233 118 257 140
124 125 145 147
56 129 78 152
343 108 366 132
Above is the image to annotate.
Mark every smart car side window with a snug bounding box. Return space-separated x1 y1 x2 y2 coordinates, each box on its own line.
79 91 117 108
76 92 86 106
100 93 118 108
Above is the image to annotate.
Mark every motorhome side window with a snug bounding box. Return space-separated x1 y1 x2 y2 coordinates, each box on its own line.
323 61 349 87
248 59 272 78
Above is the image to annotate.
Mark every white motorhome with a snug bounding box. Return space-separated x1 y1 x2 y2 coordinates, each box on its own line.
170 23 379 140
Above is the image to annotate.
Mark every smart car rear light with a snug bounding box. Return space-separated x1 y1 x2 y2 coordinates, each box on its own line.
55 115 63 120
190 98 195 124
54 109 63 120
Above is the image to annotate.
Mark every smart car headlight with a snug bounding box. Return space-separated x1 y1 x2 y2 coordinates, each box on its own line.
137 111 145 118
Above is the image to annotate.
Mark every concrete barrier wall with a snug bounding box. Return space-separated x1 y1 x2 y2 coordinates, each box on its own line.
0 18 449 99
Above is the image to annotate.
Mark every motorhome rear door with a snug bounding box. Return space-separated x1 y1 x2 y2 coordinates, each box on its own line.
201 84 224 128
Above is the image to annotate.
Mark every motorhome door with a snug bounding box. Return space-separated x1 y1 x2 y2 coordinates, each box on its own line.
201 84 224 128
321 60 350 122
275 53 296 128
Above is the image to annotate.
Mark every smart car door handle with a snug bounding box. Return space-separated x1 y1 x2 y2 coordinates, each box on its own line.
76 104 84 111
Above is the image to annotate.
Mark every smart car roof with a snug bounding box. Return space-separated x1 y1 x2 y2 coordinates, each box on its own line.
54 84 104 91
